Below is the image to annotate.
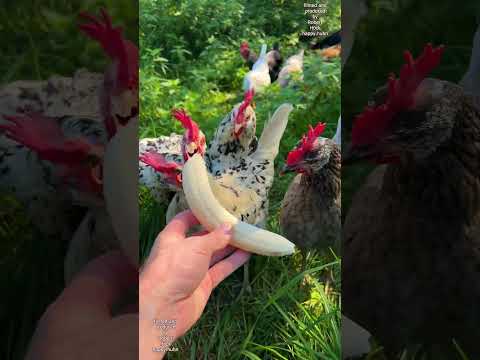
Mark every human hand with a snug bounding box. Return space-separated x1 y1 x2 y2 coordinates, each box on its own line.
139 210 251 359
25 251 138 360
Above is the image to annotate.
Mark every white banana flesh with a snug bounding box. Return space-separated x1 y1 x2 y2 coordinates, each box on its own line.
182 153 295 256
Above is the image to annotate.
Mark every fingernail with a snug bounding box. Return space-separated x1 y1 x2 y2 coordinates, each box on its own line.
220 223 233 236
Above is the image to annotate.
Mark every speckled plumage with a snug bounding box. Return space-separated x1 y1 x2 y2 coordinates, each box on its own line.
166 101 275 227
164 103 291 229
138 133 184 202
0 70 106 235
343 81 480 355
280 138 341 251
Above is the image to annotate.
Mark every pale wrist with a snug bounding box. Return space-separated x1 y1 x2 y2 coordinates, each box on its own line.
139 302 179 359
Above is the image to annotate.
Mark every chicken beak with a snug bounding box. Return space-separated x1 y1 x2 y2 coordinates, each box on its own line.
280 163 295 176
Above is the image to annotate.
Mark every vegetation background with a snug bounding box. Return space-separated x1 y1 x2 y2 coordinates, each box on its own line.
0 2 137 359
139 0 341 358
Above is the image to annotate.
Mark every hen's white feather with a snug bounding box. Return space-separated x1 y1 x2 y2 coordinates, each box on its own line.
332 116 341 146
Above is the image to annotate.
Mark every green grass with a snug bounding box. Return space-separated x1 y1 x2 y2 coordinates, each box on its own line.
140 0 341 358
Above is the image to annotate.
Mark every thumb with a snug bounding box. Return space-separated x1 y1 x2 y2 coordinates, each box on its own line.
188 223 233 255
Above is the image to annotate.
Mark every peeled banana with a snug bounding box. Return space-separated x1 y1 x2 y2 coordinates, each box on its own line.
182 153 295 256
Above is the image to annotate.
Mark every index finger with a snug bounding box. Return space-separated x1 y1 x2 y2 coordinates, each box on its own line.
160 210 199 240
148 210 200 260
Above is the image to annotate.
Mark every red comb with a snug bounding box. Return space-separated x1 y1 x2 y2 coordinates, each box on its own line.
140 151 182 186
235 89 255 126
240 41 250 59
139 151 181 172
79 9 138 90
352 44 444 147
171 109 200 140
0 113 92 164
286 123 326 166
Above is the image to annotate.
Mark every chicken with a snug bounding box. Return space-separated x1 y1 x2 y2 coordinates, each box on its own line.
280 122 341 252
140 90 262 223
0 9 138 281
142 101 293 294
79 9 139 139
240 42 283 83
266 43 283 82
343 44 480 356
205 90 257 175
63 9 139 281
139 109 207 208
0 71 105 237
319 44 341 60
138 133 184 203
243 44 271 92
165 91 260 223
240 41 258 69
277 49 305 88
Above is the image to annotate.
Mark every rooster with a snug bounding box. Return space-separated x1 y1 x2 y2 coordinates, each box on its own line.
205 90 257 174
0 9 138 281
140 90 261 223
0 70 105 237
165 92 264 224
240 42 283 83
141 100 293 293
64 9 139 280
343 44 480 356
280 121 341 252
243 44 271 92
136 86 246 206
139 109 208 209
277 49 305 88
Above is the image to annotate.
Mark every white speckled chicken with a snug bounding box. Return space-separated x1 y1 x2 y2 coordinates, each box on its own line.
141 100 293 295
138 133 185 203
140 90 291 229
0 70 105 236
278 49 305 88
280 121 341 252
0 9 139 280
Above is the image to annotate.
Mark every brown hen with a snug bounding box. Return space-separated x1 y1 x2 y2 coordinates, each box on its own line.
343 44 480 357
